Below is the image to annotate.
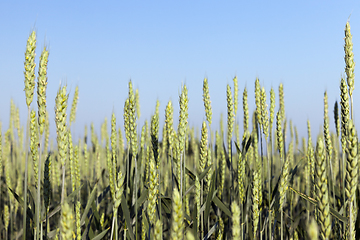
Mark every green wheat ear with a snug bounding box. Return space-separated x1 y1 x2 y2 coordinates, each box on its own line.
231 201 240 239
315 136 331 240
344 21 355 119
279 83 285 122
233 76 239 116
37 46 49 135
60 202 75 240
199 121 208 173
203 78 212 127
24 31 36 107
147 151 158 226
69 86 79 127
170 187 184 239
261 87 269 139
30 110 39 187
345 120 358 239
255 78 262 128
154 219 162 240
243 87 249 134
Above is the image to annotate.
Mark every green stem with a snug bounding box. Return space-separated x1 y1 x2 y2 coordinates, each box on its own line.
36 133 43 240
23 107 30 240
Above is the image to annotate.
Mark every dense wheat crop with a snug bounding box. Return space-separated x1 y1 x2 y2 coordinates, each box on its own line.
0 22 359 240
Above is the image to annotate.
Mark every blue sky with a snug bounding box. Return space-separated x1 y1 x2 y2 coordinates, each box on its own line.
0 1 359 143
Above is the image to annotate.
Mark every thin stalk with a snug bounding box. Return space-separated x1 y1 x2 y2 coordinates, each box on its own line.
281 204 284 240
36 134 43 240
135 155 138 240
110 210 116 240
23 107 30 240
201 179 204 239
266 139 271 240
259 133 263 240
115 213 118 240
180 153 183 200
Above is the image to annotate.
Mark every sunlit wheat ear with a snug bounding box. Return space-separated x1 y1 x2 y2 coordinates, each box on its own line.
276 111 284 160
199 121 208 172
261 87 269 139
60 202 75 240
55 85 68 166
243 87 249 134
279 141 292 210
147 152 158 226
30 110 39 187
255 78 262 129
170 187 183 239
315 136 331 240
345 120 358 239
154 219 162 240
227 84 234 152
113 170 124 210
83 128 89 178
128 81 138 156
237 151 245 203
69 86 79 127
269 87 275 137
233 76 239 116
279 83 285 122
165 101 174 151
340 77 350 148
323 91 333 160
110 112 117 178
55 85 68 205
231 201 240 239
37 46 49 135
24 31 36 107
76 201 81 240
203 78 212 127
141 214 146 240
124 98 130 146
218 147 226 199
135 88 141 119
178 84 189 154
344 21 355 119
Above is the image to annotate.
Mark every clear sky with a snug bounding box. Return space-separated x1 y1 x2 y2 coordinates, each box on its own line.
0 1 359 143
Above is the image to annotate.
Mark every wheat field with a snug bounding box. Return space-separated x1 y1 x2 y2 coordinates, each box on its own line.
0 22 358 240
